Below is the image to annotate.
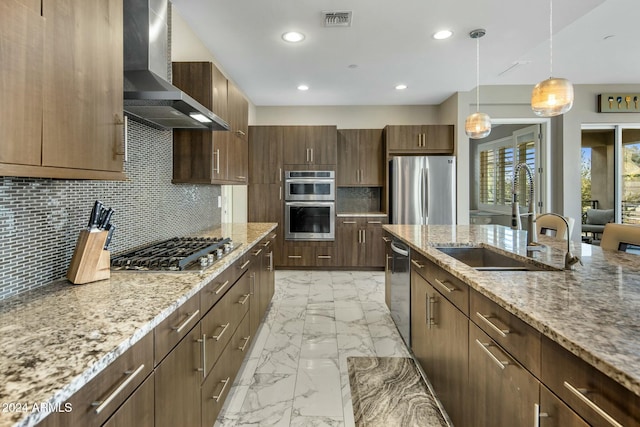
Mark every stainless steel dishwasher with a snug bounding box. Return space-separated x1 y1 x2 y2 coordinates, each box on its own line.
389 239 411 346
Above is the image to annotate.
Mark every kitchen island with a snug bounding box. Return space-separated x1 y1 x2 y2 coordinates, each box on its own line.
384 224 640 426
0 222 277 427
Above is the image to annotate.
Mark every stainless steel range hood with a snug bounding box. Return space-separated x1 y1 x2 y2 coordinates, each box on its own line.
123 0 229 131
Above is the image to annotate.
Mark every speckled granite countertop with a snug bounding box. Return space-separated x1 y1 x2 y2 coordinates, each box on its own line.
0 222 276 427
383 224 640 398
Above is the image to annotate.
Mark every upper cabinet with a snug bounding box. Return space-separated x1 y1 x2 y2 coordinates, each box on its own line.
0 0 125 180
385 125 454 154
337 129 384 186
172 62 248 184
249 126 284 184
283 126 337 167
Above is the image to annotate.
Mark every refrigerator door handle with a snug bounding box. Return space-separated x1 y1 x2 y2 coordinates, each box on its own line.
424 168 429 224
420 168 425 224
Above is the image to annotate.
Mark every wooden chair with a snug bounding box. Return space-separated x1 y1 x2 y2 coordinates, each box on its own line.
600 223 640 251
536 214 574 240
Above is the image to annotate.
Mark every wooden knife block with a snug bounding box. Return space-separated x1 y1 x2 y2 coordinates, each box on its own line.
67 230 111 284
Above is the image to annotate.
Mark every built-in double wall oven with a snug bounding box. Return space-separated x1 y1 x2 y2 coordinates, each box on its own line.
284 171 335 241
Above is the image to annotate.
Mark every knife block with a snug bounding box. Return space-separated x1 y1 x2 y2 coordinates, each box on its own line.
67 230 111 284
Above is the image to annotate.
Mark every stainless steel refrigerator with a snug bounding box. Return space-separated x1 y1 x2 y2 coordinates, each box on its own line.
389 156 456 225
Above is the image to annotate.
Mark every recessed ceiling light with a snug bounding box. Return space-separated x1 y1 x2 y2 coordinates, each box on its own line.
433 30 453 40
297 85 309 91
282 31 305 43
395 84 407 90
348 64 358 69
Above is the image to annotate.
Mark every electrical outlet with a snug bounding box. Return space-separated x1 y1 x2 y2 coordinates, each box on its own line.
217 195 222 208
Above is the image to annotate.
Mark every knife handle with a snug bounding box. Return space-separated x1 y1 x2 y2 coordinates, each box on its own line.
104 224 115 249
100 208 114 230
88 201 104 229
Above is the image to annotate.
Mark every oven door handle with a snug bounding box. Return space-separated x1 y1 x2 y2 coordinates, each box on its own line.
285 179 335 184
285 201 335 207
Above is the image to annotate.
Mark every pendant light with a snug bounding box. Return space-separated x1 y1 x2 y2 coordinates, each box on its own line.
465 29 491 139
531 0 574 116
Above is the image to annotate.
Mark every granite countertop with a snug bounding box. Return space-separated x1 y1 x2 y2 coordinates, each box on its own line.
0 222 277 427
383 224 640 397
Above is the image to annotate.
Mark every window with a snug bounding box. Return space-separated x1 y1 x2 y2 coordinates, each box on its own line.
477 125 541 213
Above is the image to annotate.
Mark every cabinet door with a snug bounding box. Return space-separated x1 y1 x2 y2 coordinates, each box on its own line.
173 131 219 184
262 234 276 312
468 323 539 427
155 326 202 427
226 81 248 183
283 126 310 165
172 62 228 122
362 219 386 267
539 385 589 427
337 130 360 185
249 126 284 184
0 0 43 166
102 374 154 427
248 246 263 337
42 0 123 172
410 270 430 372
358 129 384 186
248 184 282 222
336 218 360 266
424 125 454 152
385 125 424 151
307 126 337 165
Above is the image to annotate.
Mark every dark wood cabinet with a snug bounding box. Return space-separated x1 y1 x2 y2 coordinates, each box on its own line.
336 217 387 268
249 126 284 184
102 374 155 427
1 0 125 180
410 260 468 427
247 183 283 266
539 385 590 427
172 62 248 184
337 129 384 186
283 125 337 167
385 125 453 154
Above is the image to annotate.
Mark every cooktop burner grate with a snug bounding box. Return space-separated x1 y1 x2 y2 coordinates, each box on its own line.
111 237 233 271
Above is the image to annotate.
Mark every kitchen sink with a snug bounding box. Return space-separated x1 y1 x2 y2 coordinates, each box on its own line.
435 246 560 271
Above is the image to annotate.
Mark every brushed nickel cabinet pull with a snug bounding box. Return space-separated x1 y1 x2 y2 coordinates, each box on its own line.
215 280 230 295
288 255 302 259
238 294 250 305
91 364 145 414
411 259 424 269
196 334 206 378
212 377 231 402
310 148 314 163
475 339 510 370
563 381 623 427
239 260 251 270
262 240 272 247
367 221 382 224
252 248 263 256
476 312 510 338
172 310 200 333
279 186 282 200
382 236 391 242
239 336 251 352
534 403 549 427
343 220 357 224
211 323 230 341
267 251 273 271
236 176 246 180
213 149 220 174
434 278 456 293
362 229 366 244
317 255 332 259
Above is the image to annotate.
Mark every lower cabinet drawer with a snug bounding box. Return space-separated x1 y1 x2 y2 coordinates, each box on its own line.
541 336 640 427
201 312 251 427
539 385 589 427
314 247 335 267
40 333 153 427
155 293 200 365
201 266 236 315
102 373 155 427
470 289 541 376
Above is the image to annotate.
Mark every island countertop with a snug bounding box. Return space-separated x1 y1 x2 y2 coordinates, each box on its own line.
0 222 277 427
383 224 640 398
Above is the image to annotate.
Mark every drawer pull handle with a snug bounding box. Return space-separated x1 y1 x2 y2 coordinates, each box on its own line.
252 248 263 256
239 335 251 352
288 255 302 259
563 381 623 427
367 221 382 224
91 364 145 414
196 334 206 378
239 260 251 270
475 339 510 370
212 377 231 402
382 236 391 242
343 221 357 224
434 278 456 293
239 294 250 305
534 403 549 427
212 323 230 341
215 280 230 295
317 255 332 259
262 240 272 247
410 259 424 269
476 312 510 338
172 310 200 334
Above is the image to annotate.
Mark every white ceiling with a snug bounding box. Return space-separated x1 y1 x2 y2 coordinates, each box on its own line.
171 0 640 107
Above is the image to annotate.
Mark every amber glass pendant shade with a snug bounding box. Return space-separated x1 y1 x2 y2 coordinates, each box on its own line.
465 112 492 139
531 77 574 117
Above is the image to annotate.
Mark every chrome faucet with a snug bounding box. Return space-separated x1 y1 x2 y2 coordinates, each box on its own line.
511 163 538 249
537 212 582 270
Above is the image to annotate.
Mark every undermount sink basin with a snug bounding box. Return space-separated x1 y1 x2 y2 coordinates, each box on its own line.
435 246 559 271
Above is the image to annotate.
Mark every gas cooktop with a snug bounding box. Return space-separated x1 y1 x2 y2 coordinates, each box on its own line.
111 236 238 272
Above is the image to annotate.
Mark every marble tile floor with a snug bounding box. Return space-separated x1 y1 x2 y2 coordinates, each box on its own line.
215 270 447 427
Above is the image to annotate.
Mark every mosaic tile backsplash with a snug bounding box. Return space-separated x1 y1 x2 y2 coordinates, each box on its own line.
337 187 382 213
0 121 221 300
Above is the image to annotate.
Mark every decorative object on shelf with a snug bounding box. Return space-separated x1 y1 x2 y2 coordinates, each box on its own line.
597 93 640 112
531 0 574 117
465 28 491 139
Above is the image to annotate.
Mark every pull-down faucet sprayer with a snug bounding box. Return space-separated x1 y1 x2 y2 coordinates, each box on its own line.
511 163 538 249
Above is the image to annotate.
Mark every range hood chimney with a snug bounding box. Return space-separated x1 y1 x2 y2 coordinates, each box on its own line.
123 0 229 131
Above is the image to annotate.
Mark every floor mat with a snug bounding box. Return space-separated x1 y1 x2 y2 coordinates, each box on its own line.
347 357 448 427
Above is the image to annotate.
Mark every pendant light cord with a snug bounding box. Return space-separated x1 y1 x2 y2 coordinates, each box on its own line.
549 0 553 77
476 36 480 112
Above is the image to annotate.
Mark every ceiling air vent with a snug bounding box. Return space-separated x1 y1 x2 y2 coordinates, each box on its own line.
322 11 352 27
